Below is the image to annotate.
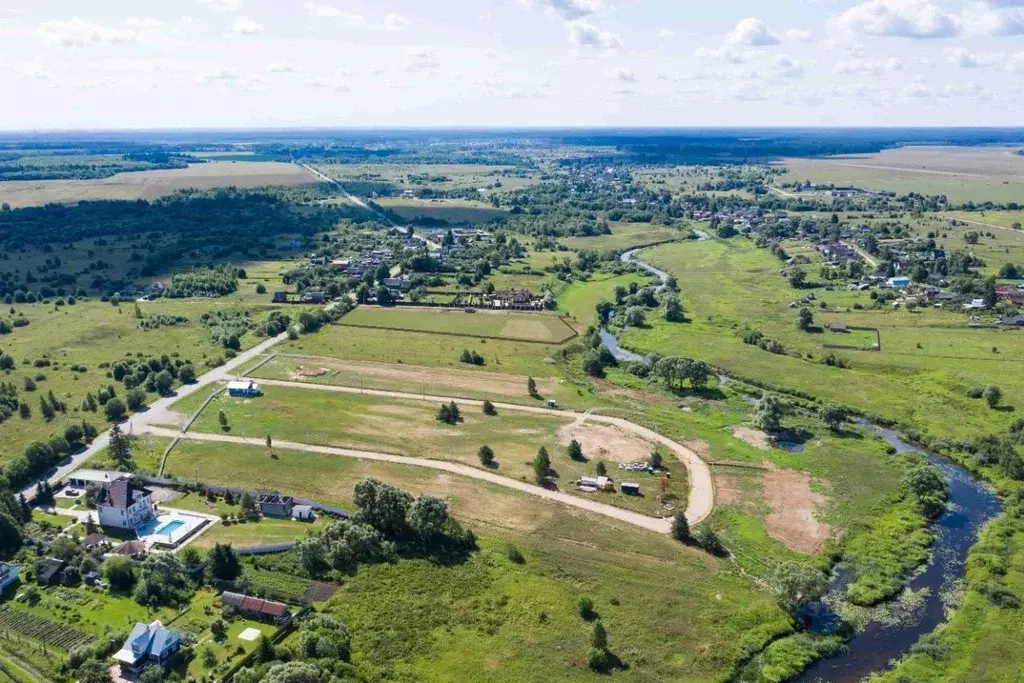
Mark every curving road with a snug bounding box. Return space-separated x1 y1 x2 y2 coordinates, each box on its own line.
173 376 715 529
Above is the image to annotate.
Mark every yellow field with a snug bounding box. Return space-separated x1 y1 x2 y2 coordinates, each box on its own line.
0 161 315 208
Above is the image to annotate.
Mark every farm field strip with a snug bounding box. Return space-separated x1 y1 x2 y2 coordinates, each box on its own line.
337 306 578 344
182 377 714 526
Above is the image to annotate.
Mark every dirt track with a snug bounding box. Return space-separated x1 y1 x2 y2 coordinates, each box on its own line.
207 377 715 528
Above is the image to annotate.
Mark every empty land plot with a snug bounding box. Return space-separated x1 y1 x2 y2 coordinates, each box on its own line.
781 147 1024 205
278 324 564 377
560 221 691 252
0 161 314 208
337 307 577 343
252 355 565 404
374 197 508 224
317 163 539 190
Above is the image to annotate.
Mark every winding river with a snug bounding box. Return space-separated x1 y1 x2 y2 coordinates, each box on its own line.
612 243 1004 682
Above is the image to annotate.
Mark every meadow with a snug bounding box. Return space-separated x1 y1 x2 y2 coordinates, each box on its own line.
162 438 791 683
0 161 315 208
559 221 692 253
0 296 291 463
622 237 1024 440
781 146 1024 205
336 306 578 343
317 163 539 191
373 197 509 225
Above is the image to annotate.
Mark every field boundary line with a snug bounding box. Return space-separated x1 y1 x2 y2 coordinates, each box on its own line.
158 385 225 475
334 320 577 345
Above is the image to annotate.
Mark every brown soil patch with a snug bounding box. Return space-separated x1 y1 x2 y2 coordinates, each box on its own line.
715 475 742 506
763 470 832 554
733 425 771 451
557 419 654 463
295 367 328 377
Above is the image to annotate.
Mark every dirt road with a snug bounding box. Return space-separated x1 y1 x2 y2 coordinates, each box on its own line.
146 427 675 534
221 377 715 527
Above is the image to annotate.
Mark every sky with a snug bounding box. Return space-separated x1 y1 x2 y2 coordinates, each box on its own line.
2 0 1024 129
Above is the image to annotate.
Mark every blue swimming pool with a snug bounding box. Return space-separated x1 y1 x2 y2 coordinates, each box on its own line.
137 517 185 537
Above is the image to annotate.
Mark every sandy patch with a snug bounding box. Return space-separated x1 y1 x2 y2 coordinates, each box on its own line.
733 425 771 451
763 470 832 554
558 420 654 463
238 627 261 642
715 475 742 506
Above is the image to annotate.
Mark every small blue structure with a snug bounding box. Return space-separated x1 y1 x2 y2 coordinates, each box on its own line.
228 380 261 397
621 482 640 495
887 276 910 288
0 563 19 594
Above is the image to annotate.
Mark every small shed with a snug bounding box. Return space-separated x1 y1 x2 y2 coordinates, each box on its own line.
829 323 847 333
621 482 640 496
547 399 557 409
292 505 315 521
255 491 294 518
228 381 261 397
37 558 66 586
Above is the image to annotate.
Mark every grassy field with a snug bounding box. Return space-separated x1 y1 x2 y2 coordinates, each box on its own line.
337 306 578 343
0 296 289 463
781 147 1024 205
0 161 315 208
250 355 582 407
622 237 1024 440
558 272 655 324
317 163 539 191
374 197 508 224
162 436 791 682
560 221 692 252
187 385 686 515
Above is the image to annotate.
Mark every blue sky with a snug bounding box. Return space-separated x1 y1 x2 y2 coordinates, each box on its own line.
2 0 1024 129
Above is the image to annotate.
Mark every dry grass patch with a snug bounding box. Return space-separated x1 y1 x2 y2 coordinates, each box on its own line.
732 425 771 451
557 419 656 464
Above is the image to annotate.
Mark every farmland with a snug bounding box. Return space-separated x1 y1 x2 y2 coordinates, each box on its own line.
336 306 578 343
0 161 315 208
781 146 1024 205
373 197 509 225
560 221 693 252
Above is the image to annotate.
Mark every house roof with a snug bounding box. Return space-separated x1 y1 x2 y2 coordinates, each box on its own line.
37 558 64 583
83 533 107 547
95 479 151 510
227 380 259 392
255 491 293 506
112 540 147 557
221 591 246 608
227 592 290 617
116 620 180 664
67 469 128 484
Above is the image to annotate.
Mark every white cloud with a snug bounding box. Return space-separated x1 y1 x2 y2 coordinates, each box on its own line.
770 54 807 78
567 20 623 49
305 76 350 91
730 82 769 101
267 62 298 73
404 48 439 71
38 17 139 48
961 3 1024 36
198 67 263 89
832 0 960 38
902 82 934 97
609 67 636 82
228 16 264 35
196 0 242 11
658 29 676 38
833 56 904 75
725 17 781 46
785 28 814 41
540 0 602 20
945 46 994 67
302 1 366 26
383 14 412 30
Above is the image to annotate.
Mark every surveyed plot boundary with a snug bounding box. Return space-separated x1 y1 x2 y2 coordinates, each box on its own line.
336 307 579 344
180 377 715 530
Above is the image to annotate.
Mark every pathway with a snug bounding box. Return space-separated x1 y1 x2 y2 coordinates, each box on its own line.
172 376 715 528
146 427 675 534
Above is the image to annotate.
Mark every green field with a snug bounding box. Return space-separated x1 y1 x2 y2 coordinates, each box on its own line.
374 197 509 224
782 147 1024 205
337 306 578 343
621 237 1024 440
560 221 692 252
187 385 687 515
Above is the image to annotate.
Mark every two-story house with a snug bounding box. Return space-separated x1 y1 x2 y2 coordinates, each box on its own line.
95 479 153 530
113 620 181 674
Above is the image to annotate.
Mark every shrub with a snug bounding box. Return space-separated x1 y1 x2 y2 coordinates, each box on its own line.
506 544 525 564
577 596 595 620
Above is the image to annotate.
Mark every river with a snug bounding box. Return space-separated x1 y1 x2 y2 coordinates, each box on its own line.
610 243 1004 682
